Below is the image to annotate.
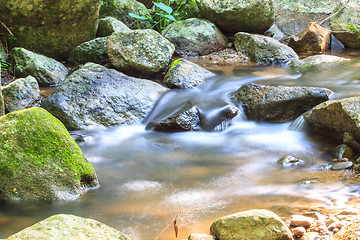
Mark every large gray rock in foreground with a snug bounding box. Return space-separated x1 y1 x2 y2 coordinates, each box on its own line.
196 0 274 33
7 214 130 240
42 63 167 130
232 83 332 122
210 209 293 240
162 18 227 57
234 32 298 64
97 17 131 37
68 37 109 65
10 48 68 86
290 55 350 73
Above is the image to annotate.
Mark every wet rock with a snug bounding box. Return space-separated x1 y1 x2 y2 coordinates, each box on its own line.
330 0 360 48
162 18 228 57
68 37 109 65
333 144 355 160
9 48 68 86
188 233 216 240
7 214 129 240
330 161 353 171
292 227 306 238
290 215 315 227
107 29 175 75
41 63 166 130
164 59 215 89
343 132 360 152
278 155 305 167
288 22 330 54
99 0 150 29
97 17 131 37
290 55 350 73
198 104 239 131
0 107 98 200
0 0 101 60
210 209 293 240
196 0 274 33
231 83 332 122
2 76 41 112
234 32 298 64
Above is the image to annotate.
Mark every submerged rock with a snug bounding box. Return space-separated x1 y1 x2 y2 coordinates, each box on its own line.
330 161 353 171
162 18 228 57
210 209 293 240
68 37 109 65
333 144 355 160
97 17 131 37
9 48 68 86
0 107 98 200
7 214 130 240
42 63 166 130
2 76 41 112
290 55 350 73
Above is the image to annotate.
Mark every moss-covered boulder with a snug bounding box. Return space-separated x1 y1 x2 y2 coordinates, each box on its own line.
9 48 68 86
196 0 274 33
290 55 350 73
107 29 175 75
7 214 130 240
97 17 131 37
2 76 41 113
68 37 109 65
162 18 227 57
0 107 98 200
0 0 101 60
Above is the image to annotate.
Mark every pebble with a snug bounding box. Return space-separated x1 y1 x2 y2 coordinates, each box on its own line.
292 226 306 238
290 215 315 227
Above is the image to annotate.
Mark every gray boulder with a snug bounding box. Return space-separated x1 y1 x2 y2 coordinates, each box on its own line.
9 48 68 86
231 83 332 122
162 18 227 57
97 17 131 37
68 37 109 65
7 214 130 240
164 58 215 89
210 209 293 240
41 63 167 130
107 29 175 75
290 55 350 73
234 32 298 64
2 76 41 112
0 0 101 60
196 0 274 33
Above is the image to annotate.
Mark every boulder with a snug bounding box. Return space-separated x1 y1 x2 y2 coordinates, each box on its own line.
9 48 68 86
68 37 109 65
41 63 166 130
2 76 41 112
188 233 216 240
231 83 332 122
7 214 130 240
107 29 175 75
0 0 101 60
330 0 360 48
210 209 293 240
159 0 201 21
290 55 350 73
0 107 98 200
288 22 331 53
99 0 150 29
163 58 215 89
304 96 360 141
196 0 274 33
162 18 227 57
330 161 353 171
97 17 131 37
234 32 298 64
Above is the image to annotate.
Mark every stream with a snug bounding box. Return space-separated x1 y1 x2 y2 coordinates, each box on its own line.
2 52 360 239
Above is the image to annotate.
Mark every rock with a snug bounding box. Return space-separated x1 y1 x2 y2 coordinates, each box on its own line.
234 32 298 64
99 0 150 29
278 155 305 167
292 227 306 238
290 55 350 73
164 58 215 89
304 96 360 141
159 0 201 21
0 0 101 60
333 144 355 160
162 18 228 57
210 209 293 240
0 107 98 200
41 63 166 130
332 218 360 239
343 132 360 152
288 22 330 53
68 37 109 65
330 0 360 48
7 214 129 240
330 161 353 171
290 215 315 227
188 233 216 240
196 0 274 33
231 83 332 122
197 104 239 131
9 48 68 86
2 76 41 112
0 44 6 62
97 17 131 37
107 29 175 75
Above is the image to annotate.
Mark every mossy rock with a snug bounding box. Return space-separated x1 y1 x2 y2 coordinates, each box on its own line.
97 17 131 37
68 37 109 65
0 107 98 200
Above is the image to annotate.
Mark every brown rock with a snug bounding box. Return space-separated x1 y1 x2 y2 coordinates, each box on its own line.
290 215 315 228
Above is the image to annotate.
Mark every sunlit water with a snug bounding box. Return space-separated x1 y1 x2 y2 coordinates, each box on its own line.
2 55 360 239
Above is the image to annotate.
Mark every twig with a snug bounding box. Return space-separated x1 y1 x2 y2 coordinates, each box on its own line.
0 20 14 36
317 0 350 26
70 133 86 138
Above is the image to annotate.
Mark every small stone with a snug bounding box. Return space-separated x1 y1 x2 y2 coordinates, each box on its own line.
292 226 306 238
338 209 360 215
290 215 315 228
330 161 353 171
278 155 305 167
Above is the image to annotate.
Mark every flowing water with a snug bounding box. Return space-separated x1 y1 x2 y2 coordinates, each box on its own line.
2 53 360 239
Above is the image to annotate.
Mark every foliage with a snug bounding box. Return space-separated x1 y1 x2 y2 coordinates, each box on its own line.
343 24 360 40
1 61 10 74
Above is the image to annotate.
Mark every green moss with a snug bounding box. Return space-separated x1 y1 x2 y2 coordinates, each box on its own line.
169 58 184 71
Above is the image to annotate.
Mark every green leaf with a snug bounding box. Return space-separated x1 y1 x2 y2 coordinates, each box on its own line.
156 13 177 22
153 2 173 14
128 12 148 20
